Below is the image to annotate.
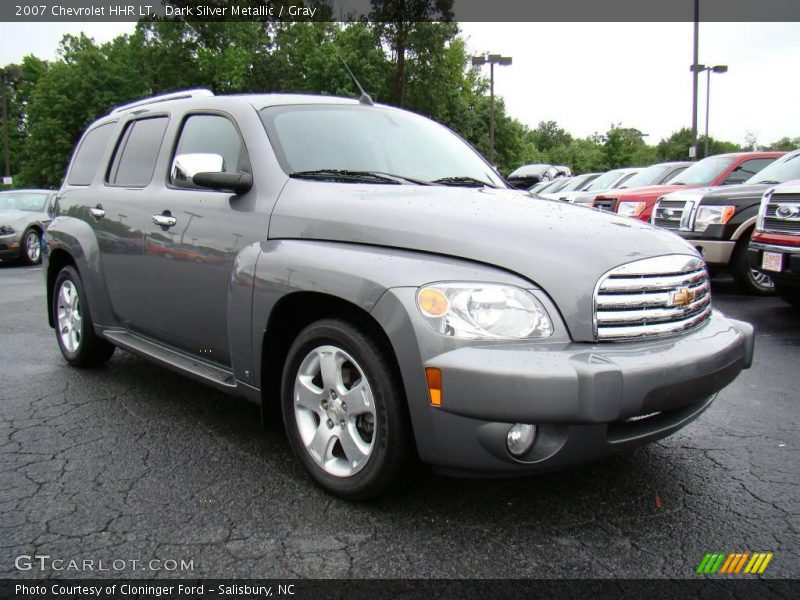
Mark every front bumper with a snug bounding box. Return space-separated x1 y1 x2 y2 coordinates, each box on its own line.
669 230 735 266
373 289 754 475
0 233 22 260
748 241 800 287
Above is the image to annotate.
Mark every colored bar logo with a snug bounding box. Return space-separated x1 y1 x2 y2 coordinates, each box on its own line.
696 552 773 574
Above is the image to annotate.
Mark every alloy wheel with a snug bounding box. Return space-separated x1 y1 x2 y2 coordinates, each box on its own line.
293 345 376 478
25 231 41 264
57 280 82 353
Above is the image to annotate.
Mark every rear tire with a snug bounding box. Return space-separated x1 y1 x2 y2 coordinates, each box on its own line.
53 266 115 367
732 232 775 296
775 283 800 308
280 318 412 500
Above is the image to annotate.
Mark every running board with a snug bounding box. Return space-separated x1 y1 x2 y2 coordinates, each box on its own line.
103 329 237 392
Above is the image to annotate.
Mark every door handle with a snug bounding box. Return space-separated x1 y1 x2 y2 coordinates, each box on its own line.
89 205 105 220
152 213 177 228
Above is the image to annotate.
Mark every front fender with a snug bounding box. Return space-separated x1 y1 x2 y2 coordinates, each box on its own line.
249 239 535 388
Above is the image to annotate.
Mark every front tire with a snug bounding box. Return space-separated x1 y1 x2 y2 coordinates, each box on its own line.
53 266 115 367
21 228 42 266
281 318 412 500
732 233 775 296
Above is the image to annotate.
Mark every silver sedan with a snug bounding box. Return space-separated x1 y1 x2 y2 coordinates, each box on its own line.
0 190 56 266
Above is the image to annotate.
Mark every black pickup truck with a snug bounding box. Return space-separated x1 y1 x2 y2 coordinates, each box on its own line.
651 150 800 294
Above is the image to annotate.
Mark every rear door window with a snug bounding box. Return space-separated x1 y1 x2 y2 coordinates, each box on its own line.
67 122 115 186
107 117 169 187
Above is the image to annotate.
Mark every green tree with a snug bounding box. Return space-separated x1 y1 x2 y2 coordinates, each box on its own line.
370 0 454 106
531 120 573 153
764 137 800 151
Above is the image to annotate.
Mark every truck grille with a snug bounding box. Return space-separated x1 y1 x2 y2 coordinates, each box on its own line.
593 198 616 212
763 193 800 235
594 255 711 341
652 199 687 229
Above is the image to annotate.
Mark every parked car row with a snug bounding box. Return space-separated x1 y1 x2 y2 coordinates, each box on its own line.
512 150 799 302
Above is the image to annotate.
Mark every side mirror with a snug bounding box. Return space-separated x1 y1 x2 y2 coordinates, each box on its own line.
171 153 225 184
192 171 253 195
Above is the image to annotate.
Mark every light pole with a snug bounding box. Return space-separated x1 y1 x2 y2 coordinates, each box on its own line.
0 66 21 186
690 0 700 160
472 53 512 166
703 64 728 157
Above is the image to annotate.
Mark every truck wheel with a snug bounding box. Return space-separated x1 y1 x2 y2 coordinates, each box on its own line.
732 234 775 296
21 228 42 266
775 283 800 308
53 266 115 367
281 318 412 500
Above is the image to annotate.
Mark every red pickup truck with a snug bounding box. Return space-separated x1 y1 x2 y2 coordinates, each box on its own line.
592 152 785 221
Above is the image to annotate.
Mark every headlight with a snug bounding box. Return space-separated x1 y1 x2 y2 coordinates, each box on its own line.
416 283 553 339
693 205 736 232
756 189 772 231
0 225 14 235
617 201 646 217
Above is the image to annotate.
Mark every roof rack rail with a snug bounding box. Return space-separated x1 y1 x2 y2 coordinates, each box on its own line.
110 89 214 115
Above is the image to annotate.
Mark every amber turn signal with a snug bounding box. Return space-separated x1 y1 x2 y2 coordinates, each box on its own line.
425 367 442 406
417 288 450 318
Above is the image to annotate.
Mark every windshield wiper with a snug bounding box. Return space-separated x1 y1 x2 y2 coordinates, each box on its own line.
755 179 781 185
431 176 498 188
289 169 431 185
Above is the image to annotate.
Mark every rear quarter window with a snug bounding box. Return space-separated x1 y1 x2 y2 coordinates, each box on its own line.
67 122 116 186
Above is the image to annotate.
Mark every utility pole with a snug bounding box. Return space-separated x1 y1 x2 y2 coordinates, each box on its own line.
1 69 10 185
690 0 700 161
472 53 512 166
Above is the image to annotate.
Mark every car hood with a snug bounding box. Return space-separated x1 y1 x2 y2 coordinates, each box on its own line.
270 181 698 341
0 209 48 228
607 184 700 201
662 183 769 205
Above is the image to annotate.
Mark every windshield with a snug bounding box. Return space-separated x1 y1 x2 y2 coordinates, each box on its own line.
261 105 505 188
559 174 594 192
746 152 800 184
618 164 668 189
544 178 573 193
586 170 624 191
669 156 736 186
0 192 48 212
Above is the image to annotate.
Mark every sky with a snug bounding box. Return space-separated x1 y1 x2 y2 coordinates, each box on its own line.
1 21 799 148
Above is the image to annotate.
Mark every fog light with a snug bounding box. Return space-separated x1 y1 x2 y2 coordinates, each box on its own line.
506 423 537 457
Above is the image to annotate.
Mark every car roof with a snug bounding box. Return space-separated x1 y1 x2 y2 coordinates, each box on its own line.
0 189 53 194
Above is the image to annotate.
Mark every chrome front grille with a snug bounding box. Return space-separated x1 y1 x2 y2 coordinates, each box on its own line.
763 193 800 234
594 255 711 341
593 198 616 212
652 199 687 229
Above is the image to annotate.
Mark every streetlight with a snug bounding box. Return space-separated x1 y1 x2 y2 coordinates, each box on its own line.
472 53 512 165
691 64 728 158
704 64 727 157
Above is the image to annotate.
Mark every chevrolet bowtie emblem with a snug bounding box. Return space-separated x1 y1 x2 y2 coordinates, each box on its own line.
670 287 697 308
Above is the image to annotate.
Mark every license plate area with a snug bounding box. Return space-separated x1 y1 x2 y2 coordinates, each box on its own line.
762 251 784 273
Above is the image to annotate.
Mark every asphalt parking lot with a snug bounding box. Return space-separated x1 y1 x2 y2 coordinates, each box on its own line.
1 261 798 579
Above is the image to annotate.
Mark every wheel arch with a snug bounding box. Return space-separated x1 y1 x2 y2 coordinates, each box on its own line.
46 248 77 328
259 291 402 413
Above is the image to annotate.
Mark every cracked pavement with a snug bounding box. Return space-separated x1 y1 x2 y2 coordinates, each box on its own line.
0 263 797 579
